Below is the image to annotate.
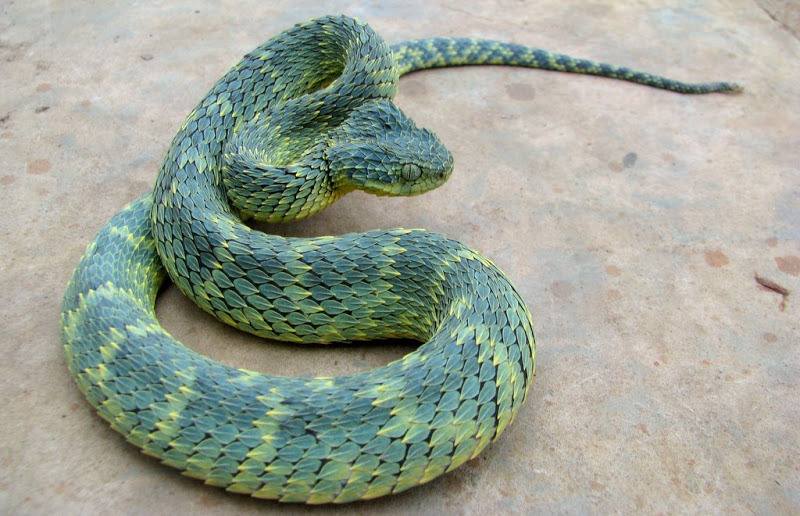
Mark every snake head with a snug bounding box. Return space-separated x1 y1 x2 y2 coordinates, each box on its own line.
326 100 454 196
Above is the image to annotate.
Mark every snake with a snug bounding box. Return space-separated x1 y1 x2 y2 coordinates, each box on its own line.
61 15 741 504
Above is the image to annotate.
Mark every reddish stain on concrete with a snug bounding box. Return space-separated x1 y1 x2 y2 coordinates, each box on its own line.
775 255 800 276
765 237 778 248
700 359 711 367
705 250 729 267
590 480 606 491
0 175 14 185
605 265 621 276
763 332 777 343
36 83 51 92
27 159 51 175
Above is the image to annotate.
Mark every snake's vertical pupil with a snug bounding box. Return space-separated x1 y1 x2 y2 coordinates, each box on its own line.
402 163 422 180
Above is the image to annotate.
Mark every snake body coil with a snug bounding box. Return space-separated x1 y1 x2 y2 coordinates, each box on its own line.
61 15 740 503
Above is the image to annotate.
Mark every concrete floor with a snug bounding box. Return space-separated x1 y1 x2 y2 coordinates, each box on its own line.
1 0 798 513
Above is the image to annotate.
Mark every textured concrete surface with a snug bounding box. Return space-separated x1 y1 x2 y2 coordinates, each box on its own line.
756 0 800 38
1 0 798 513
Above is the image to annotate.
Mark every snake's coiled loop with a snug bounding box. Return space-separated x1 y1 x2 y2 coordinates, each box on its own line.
62 15 535 503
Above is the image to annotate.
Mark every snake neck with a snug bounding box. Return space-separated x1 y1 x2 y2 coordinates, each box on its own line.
219 87 454 222
222 142 350 223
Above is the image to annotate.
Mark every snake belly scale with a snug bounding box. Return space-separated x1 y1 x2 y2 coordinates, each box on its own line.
61 15 740 503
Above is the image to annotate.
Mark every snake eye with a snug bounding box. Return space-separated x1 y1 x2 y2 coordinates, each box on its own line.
400 163 422 181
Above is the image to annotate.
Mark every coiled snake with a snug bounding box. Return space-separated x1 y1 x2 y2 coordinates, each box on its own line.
61 15 740 503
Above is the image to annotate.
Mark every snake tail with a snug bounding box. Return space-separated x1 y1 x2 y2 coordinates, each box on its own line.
391 38 742 93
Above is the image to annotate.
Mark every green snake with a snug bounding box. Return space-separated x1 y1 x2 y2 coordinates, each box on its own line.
61 15 740 504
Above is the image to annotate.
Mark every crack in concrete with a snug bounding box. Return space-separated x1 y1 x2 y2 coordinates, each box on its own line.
753 0 800 40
